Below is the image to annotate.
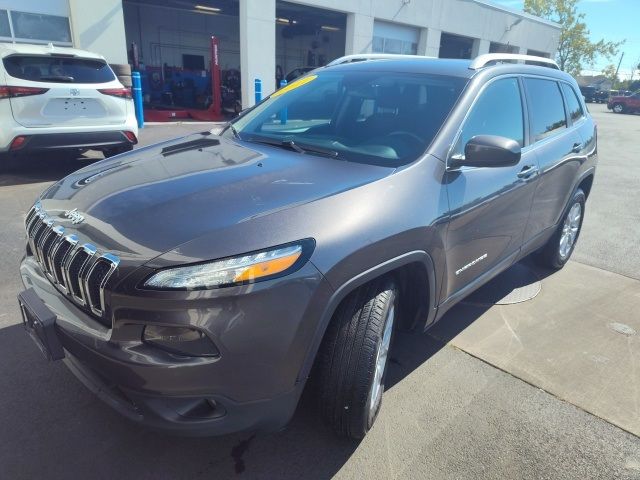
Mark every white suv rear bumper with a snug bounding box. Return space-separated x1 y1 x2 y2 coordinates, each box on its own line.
0 101 138 152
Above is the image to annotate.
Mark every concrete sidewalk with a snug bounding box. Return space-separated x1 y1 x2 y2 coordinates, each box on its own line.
431 260 640 437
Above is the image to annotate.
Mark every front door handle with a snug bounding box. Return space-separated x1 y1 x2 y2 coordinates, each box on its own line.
572 142 583 153
517 165 539 179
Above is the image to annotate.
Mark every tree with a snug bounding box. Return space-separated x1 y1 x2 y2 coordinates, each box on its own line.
524 0 623 76
601 64 618 86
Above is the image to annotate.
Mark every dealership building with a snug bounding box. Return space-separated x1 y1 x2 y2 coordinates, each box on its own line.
1 0 560 109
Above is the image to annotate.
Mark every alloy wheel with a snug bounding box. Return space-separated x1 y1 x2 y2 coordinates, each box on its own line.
559 202 582 260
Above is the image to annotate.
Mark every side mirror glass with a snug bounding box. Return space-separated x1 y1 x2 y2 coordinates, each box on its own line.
450 135 521 169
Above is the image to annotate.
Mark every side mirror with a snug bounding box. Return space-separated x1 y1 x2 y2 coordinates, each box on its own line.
450 135 521 169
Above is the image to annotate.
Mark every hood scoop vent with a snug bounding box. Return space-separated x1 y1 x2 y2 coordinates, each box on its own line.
161 138 220 157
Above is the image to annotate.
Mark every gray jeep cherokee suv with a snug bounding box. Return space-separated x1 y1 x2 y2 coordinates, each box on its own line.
18 54 597 440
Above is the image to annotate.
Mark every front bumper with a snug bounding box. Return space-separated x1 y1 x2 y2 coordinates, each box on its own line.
20 255 333 436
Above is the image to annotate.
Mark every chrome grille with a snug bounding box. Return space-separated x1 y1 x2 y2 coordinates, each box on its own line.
25 202 119 324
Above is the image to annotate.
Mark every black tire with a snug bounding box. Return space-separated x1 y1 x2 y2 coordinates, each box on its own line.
315 277 398 439
118 75 132 88
110 63 132 76
534 188 586 270
612 103 625 114
103 144 133 158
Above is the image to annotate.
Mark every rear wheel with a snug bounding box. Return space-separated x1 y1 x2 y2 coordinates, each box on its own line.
534 188 586 269
315 277 398 439
612 103 625 114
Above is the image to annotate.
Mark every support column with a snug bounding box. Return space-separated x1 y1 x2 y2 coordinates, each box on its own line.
240 0 275 108
345 13 374 55
472 39 491 58
418 28 441 57
68 0 127 64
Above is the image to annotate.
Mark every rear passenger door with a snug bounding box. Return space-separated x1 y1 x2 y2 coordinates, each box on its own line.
444 76 539 299
522 78 585 241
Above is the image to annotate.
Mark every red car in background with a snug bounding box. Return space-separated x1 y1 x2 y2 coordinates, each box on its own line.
608 92 640 114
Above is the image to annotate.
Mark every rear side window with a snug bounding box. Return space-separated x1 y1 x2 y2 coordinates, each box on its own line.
524 78 567 141
2 55 115 84
0 10 10 38
560 83 584 123
452 77 524 157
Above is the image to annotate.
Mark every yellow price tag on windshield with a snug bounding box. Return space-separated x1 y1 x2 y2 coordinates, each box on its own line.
271 75 317 98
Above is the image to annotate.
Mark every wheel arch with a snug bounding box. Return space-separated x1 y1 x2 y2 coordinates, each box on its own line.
577 172 594 199
297 251 437 384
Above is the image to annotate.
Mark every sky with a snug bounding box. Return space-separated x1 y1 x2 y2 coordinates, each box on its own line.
490 0 640 79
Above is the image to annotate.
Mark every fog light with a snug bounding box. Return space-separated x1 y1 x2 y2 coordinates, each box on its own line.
10 136 27 150
123 131 138 143
143 325 219 357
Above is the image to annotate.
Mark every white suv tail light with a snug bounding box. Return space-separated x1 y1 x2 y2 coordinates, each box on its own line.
98 88 132 99
0 86 49 99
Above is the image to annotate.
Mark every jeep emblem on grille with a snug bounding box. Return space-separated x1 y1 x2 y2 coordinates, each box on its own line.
64 208 85 224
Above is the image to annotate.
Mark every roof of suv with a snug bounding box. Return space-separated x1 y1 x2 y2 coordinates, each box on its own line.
324 55 572 82
0 42 105 61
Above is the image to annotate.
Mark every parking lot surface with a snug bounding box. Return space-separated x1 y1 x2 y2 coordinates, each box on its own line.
0 105 638 479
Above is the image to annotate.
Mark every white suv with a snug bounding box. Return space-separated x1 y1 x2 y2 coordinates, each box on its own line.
0 43 138 159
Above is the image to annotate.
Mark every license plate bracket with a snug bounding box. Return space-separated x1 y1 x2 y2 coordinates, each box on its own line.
18 288 64 361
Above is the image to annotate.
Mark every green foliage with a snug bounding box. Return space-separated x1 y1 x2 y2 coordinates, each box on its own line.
601 64 618 83
617 79 640 92
524 0 623 76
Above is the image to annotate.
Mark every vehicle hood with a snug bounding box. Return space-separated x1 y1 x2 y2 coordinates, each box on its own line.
39 133 394 260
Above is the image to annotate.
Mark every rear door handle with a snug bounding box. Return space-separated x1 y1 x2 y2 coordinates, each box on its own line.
572 142 583 153
517 165 538 179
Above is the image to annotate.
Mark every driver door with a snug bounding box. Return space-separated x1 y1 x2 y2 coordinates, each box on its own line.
443 76 539 300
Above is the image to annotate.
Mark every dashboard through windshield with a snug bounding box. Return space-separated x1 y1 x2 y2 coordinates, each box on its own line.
226 69 467 166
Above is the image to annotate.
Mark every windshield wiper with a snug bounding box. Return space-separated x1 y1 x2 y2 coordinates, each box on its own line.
40 75 75 83
247 136 339 158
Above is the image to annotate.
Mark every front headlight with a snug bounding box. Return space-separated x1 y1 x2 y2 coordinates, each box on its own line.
142 240 313 290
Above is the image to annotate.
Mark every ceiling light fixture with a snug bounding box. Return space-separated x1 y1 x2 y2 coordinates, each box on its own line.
194 5 221 12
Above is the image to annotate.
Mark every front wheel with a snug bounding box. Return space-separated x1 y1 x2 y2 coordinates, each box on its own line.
315 277 398 439
612 103 625 114
534 189 586 269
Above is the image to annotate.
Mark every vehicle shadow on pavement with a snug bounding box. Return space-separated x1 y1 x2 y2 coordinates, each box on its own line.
386 258 557 391
0 260 556 480
0 152 100 187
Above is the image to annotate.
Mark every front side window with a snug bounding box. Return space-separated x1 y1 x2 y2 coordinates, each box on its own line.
229 70 467 166
452 77 524 157
524 78 567 141
560 83 584 123
3 55 116 84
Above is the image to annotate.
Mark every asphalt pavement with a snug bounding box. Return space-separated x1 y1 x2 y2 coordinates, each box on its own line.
0 105 638 479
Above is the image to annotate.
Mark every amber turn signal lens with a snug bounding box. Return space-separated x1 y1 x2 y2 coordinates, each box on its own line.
233 251 301 282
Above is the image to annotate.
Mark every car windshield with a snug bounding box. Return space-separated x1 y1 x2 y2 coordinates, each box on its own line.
227 69 467 166
3 55 116 84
